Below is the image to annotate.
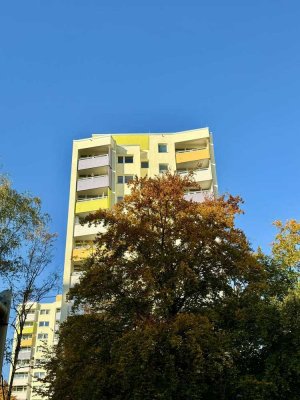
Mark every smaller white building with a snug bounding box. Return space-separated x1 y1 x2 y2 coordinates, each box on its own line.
10 295 62 400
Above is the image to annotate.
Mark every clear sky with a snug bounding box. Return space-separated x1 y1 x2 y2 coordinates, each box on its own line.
1 0 300 274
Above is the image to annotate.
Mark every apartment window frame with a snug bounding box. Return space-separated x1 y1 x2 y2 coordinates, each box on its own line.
38 321 49 327
21 334 32 340
141 161 149 168
117 175 134 184
159 163 169 174
40 309 50 315
158 144 168 153
118 155 134 164
38 333 48 340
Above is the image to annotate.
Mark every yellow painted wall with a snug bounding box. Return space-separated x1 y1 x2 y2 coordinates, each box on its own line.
113 134 149 150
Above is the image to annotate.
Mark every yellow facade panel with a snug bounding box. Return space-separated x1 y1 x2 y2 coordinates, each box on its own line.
175 148 210 164
75 197 110 214
72 247 93 261
20 325 36 335
113 135 149 150
21 338 33 347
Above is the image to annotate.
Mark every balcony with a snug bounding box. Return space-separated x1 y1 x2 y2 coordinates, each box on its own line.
177 166 212 182
78 154 110 171
20 338 33 347
70 272 82 288
25 313 36 322
75 196 110 214
72 247 93 261
74 222 105 237
175 147 210 164
18 351 32 360
77 175 110 191
19 324 36 335
184 190 213 203
12 377 29 386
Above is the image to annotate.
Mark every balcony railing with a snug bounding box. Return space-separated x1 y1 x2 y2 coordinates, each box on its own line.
18 351 32 360
177 166 209 175
77 174 110 191
178 165 212 182
75 196 110 214
78 154 110 171
74 221 105 237
72 247 93 261
70 272 82 288
176 146 207 153
175 147 210 164
184 190 213 203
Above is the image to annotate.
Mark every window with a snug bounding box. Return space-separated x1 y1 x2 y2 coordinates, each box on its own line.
117 196 124 203
40 309 50 315
17 359 30 367
38 333 48 340
125 156 133 163
12 386 27 392
34 372 45 379
19 347 31 352
159 164 168 174
14 372 28 379
24 322 33 327
22 334 32 340
158 144 168 153
118 156 134 163
124 175 133 184
141 161 149 168
39 321 49 327
117 176 134 184
27 309 36 314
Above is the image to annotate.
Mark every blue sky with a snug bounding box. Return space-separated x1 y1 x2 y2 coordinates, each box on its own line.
1 0 300 276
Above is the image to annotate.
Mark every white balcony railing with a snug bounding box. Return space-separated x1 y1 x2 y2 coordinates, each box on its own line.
78 154 110 171
175 146 207 153
77 194 108 202
77 175 110 191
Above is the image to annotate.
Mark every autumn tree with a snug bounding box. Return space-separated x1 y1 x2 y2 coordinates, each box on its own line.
0 381 16 400
40 174 300 400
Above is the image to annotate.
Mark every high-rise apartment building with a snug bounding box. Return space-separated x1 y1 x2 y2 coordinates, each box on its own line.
10 295 61 400
61 128 218 320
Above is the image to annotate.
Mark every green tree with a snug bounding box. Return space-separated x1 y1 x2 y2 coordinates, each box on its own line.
0 175 43 275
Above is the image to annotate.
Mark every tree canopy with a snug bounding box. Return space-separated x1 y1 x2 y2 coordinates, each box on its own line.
40 173 300 400
0 175 43 275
